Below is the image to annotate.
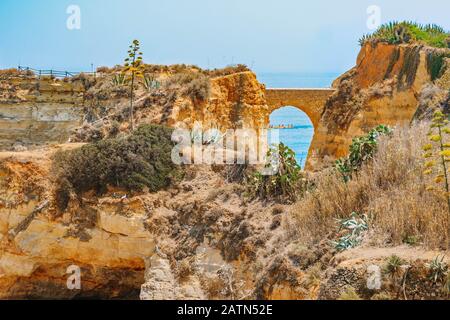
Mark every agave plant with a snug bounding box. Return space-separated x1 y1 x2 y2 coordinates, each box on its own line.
427 255 448 283
383 255 407 279
112 73 127 86
123 39 145 130
423 111 450 247
143 74 161 90
359 21 449 48
424 24 446 34
331 212 369 251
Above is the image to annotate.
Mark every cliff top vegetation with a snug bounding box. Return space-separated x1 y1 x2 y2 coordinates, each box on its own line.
359 21 450 48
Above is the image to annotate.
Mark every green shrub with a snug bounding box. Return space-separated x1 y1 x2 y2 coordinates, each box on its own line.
335 125 392 182
246 143 307 203
359 22 450 48
54 124 178 210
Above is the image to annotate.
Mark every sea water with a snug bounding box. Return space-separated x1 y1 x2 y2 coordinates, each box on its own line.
257 72 339 168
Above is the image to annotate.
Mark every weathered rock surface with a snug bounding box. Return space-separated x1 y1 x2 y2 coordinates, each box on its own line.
308 43 450 169
0 77 84 149
0 151 154 299
319 247 450 300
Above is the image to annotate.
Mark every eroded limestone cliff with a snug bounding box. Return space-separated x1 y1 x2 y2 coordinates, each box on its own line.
1 48 449 299
2 48 449 170
308 43 450 169
0 148 153 298
1 149 448 300
0 76 84 150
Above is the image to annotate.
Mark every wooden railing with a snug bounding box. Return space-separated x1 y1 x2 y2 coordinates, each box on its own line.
18 66 96 78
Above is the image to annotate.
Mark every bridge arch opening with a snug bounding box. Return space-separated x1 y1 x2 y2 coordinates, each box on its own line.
269 106 314 169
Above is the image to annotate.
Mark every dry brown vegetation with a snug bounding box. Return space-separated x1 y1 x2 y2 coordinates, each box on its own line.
0 68 34 79
293 122 448 249
164 71 211 102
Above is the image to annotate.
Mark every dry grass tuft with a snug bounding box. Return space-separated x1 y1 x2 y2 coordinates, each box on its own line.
293 122 448 248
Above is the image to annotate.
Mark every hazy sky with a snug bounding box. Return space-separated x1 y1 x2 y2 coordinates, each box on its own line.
0 0 449 73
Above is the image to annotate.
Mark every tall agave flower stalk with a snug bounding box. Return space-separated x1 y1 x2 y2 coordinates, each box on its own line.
123 39 144 131
423 110 450 247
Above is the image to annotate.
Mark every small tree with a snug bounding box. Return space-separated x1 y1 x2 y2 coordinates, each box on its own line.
246 143 306 202
123 39 144 131
423 110 450 247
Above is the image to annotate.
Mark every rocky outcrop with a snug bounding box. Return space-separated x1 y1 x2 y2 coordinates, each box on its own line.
0 71 270 147
0 77 84 150
0 150 154 299
167 71 269 130
319 247 449 300
2 51 449 170
140 254 207 300
1 147 448 300
308 43 450 170
0 146 292 299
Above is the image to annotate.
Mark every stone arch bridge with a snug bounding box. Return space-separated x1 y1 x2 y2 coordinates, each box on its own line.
264 88 336 170
264 88 335 128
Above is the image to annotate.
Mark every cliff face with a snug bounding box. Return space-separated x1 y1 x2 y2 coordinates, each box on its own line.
1 62 449 299
0 149 292 299
2 51 449 170
0 149 154 298
169 71 269 130
0 71 270 150
308 43 450 170
2 150 447 300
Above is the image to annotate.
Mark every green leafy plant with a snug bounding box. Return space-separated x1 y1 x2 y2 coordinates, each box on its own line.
359 21 450 48
426 255 448 283
246 143 306 202
123 39 145 130
335 125 392 182
331 212 369 251
423 111 450 245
